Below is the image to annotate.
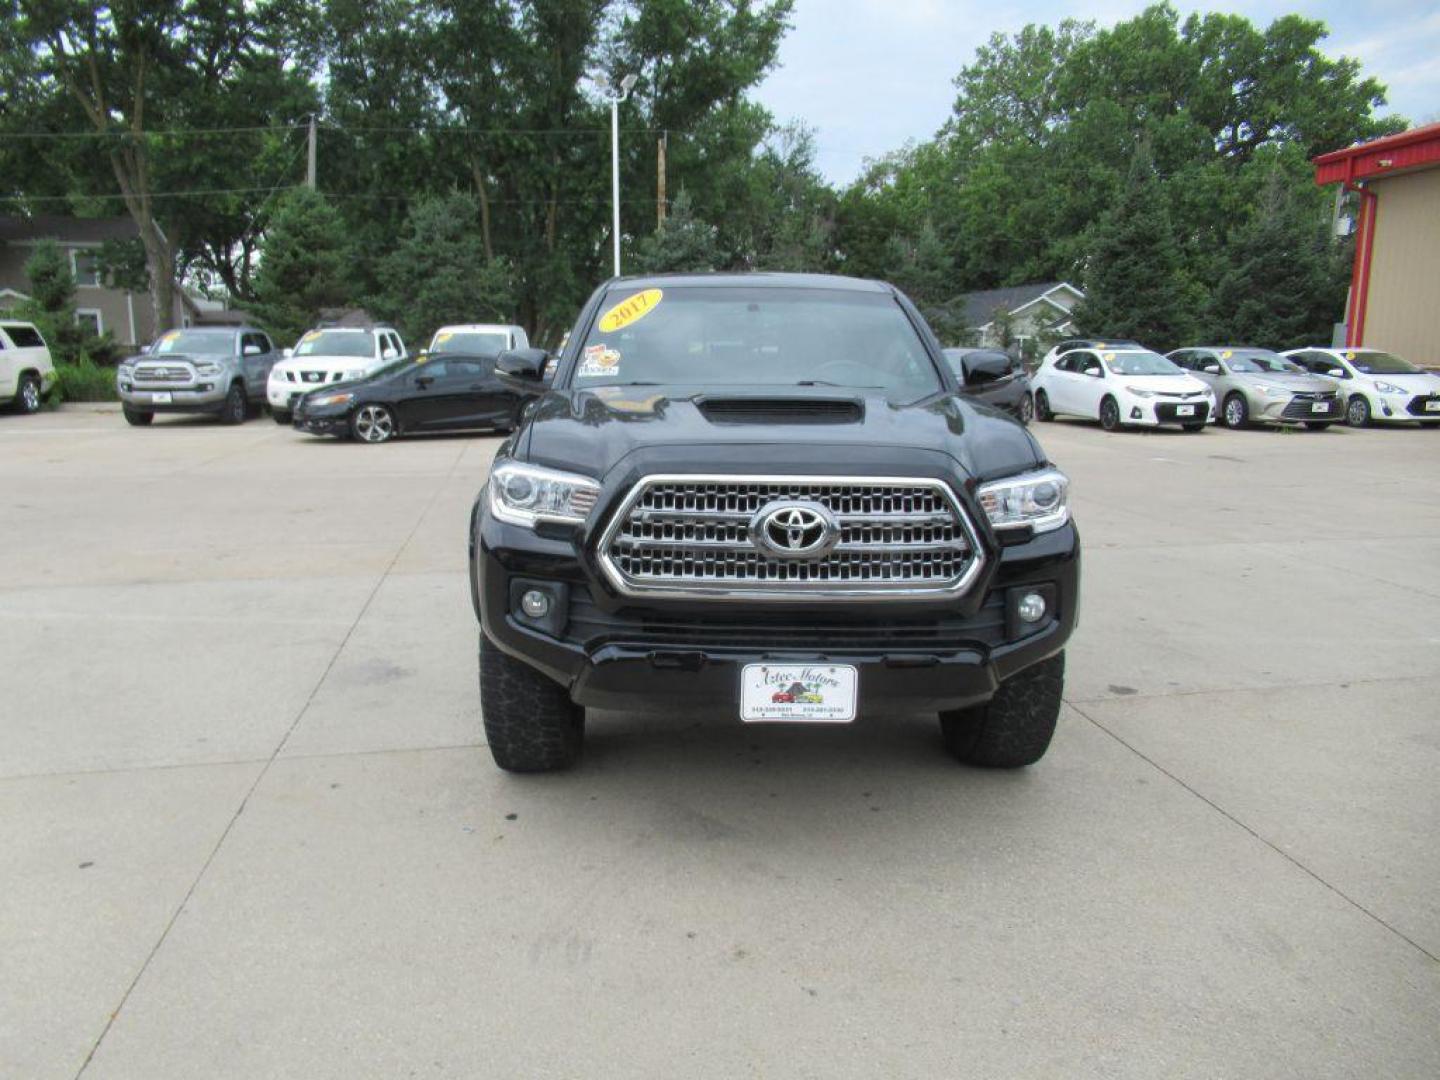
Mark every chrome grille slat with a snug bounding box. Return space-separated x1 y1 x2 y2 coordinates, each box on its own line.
599 475 983 599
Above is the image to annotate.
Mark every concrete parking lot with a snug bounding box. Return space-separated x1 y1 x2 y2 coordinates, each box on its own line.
2 407 1438 1079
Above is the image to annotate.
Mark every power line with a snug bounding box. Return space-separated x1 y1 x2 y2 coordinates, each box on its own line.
1 124 306 140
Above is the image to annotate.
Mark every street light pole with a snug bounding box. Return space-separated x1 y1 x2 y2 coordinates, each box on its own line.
603 74 638 278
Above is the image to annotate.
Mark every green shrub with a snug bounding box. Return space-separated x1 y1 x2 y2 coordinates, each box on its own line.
52 358 118 403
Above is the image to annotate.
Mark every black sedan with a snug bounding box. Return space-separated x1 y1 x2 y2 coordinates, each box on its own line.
292 353 523 443
943 348 1034 423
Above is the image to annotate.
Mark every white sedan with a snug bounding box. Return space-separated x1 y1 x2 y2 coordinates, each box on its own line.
1282 347 1440 427
1033 346 1216 432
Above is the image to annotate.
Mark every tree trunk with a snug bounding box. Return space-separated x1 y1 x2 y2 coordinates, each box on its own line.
469 156 495 262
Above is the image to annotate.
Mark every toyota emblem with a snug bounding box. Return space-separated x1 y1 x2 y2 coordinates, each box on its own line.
750 501 839 559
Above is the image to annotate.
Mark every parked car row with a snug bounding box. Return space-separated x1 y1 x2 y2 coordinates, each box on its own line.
1028 339 1440 432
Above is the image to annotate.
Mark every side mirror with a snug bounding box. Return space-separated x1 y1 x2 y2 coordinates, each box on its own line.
1084 367 1103 378
962 354 1011 387
243 343 262 356
1201 362 1221 374
496 347 550 394
1327 368 1345 378
381 346 398 360
282 348 293 360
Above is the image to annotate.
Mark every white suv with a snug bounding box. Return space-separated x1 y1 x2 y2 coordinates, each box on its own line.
427 323 529 355
0 320 57 414
267 326 407 423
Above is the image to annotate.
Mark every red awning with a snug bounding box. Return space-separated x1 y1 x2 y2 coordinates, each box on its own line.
1314 123 1440 185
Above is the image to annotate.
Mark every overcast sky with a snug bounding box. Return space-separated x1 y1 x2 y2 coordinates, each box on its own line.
752 0 1440 184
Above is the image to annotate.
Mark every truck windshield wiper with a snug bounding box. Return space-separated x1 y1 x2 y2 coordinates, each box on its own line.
793 380 884 388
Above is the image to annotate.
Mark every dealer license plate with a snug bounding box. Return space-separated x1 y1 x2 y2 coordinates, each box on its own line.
740 663 857 723
1426 400 1440 413
1312 401 1330 413
1175 404 1195 416
151 391 172 403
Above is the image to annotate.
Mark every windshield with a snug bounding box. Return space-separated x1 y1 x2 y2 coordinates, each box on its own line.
153 330 233 355
1103 350 1182 376
294 330 374 358
1224 350 1298 374
571 286 942 398
1350 351 1418 375
431 330 509 355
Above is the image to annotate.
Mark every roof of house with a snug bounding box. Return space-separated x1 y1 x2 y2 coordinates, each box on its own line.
0 215 141 245
960 282 1079 327
1314 123 1440 184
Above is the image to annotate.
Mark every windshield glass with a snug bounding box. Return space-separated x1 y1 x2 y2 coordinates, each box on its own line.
294 330 375 358
431 330 508 355
153 330 233 355
1103 350 1182 376
572 286 942 397
1225 349 1297 374
1350 351 1418 375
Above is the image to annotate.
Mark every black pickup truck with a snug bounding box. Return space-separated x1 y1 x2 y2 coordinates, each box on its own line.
469 273 1079 772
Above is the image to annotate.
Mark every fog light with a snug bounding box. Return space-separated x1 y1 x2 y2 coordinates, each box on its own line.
1017 591 1047 623
520 590 551 618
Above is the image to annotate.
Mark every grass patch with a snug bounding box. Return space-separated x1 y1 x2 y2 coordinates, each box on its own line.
52 358 118 404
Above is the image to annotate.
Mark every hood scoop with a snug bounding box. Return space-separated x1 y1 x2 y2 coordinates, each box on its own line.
697 396 865 425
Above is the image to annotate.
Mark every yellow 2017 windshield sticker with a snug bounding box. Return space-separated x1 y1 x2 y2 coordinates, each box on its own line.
598 288 663 332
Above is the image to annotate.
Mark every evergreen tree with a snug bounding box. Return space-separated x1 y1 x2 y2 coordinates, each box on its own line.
15 240 84 365
247 190 355 343
633 190 721 273
373 193 515 343
1072 144 1199 351
1208 168 1347 348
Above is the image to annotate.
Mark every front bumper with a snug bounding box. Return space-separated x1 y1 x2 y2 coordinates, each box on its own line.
1246 391 1340 423
473 507 1080 716
117 382 227 412
293 409 350 437
1122 399 1214 426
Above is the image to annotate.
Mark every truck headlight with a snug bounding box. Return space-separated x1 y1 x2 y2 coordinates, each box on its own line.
489 462 600 528
977 467 1069 534
194 361 223 376
345 369 367 381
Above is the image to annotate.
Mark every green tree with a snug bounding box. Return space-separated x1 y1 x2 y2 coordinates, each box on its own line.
373 192 515 342
14 239 85 364
633 189 720 273
1072 145 1199 351
247 189 355 342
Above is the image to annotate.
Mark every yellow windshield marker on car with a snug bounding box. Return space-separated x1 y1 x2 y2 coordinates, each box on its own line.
598 288 663 332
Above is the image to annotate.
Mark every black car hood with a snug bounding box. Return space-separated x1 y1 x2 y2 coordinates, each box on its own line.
519 386 1045 484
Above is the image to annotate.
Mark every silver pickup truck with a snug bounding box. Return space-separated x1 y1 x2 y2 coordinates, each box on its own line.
117 326 278 426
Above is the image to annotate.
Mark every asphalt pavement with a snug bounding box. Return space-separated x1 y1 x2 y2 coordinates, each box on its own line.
2 407 1437 1079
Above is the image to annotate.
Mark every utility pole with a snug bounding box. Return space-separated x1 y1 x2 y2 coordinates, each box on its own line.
602 74 637 277
657 131 668 229
306 114 317 190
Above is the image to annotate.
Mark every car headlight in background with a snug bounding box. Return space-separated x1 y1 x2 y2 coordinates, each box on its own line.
308 391 354 408
489 462 601 528
345 369 367 381
1124 386 1155 398
1373 381 1405 395
977 467 1069 534
194 361 223 376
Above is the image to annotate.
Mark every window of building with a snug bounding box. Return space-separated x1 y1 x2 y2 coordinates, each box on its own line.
71 249 103 287
75 309 103 336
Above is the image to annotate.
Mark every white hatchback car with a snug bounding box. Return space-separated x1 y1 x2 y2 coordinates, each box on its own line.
1033 345 1216 432
0 320 57 414
1281 347 1440 427
427 323 529 356
267 326 407 423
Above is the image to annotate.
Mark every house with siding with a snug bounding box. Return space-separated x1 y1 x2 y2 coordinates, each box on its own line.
960 281 1085 350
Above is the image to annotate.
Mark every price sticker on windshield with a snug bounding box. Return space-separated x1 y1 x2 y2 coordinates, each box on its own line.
598 288 663 332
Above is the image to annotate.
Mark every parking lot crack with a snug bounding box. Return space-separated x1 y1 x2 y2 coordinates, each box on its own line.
1069 699 1440 966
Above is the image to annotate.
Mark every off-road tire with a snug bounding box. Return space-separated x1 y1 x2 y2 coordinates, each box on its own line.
271 408 292 424
1034 390 1053 422
220 382 247 425
1305 421 1333 431
1346 396 1371 428
479 633 584 772
1098 396 1120 432
123 406 154 426
15 373 42 414
1222 393 1249 429
939 651 1064 768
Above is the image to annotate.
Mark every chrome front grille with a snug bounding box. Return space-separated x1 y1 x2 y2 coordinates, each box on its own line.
598 475 983 599
134 363 193 383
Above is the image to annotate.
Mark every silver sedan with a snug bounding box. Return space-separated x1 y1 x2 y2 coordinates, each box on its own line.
1167 347 1342 429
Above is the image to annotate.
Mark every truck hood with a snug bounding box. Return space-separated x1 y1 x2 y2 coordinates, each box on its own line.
520 386 1047 484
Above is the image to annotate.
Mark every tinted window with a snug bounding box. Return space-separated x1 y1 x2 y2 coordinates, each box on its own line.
434 330 509 356
573 286 942 398
414 359 447 378
2 324 46 348
1350 351 1418 375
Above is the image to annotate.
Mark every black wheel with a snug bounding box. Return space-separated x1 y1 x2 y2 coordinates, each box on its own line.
1346 396 1371 428
940 652 1064 768
351 403 396 443
1305 421 1333 431
15 373 42 414
122 406 154 426
220 382 247 425
1182 422 1205 433
1017 393 1034 425
1034 389 1053 422
271 408 292 425
479 633 584 772
1098 396 1120 432
1222 393 1249 429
